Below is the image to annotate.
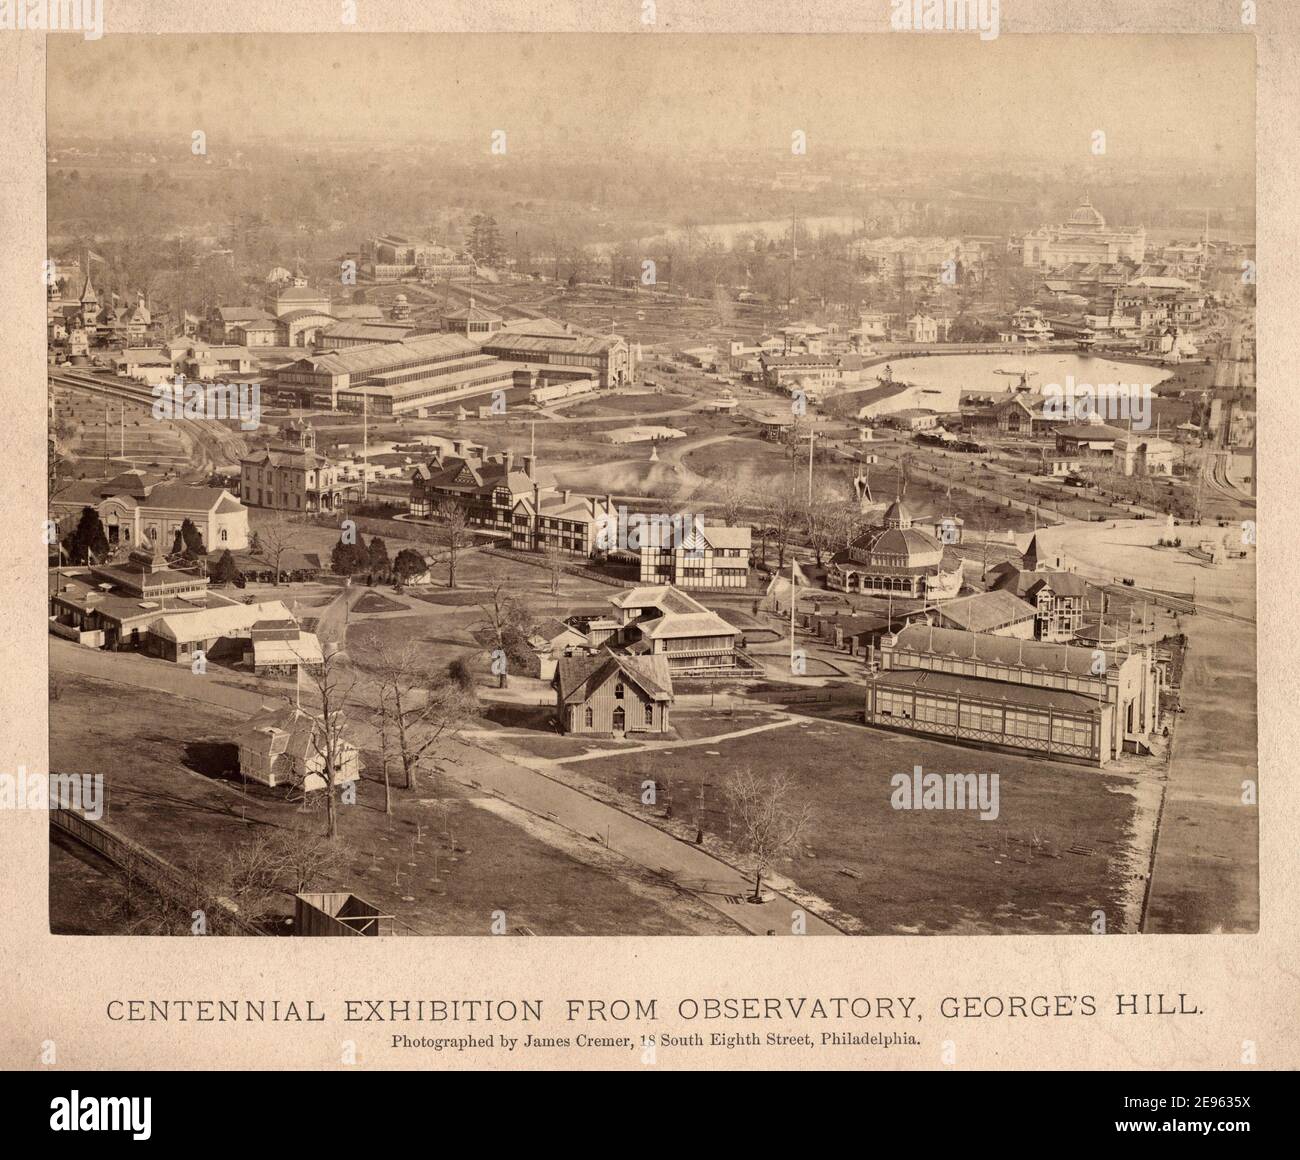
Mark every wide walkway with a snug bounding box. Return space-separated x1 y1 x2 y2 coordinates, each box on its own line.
438 734 841 935
1143 613 1258 933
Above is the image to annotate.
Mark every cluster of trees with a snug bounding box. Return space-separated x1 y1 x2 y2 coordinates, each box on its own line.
358 636 481 815
99 821 351 935
330 533 444 586
465 213 503 265
330 534 392 581
711 470 874 572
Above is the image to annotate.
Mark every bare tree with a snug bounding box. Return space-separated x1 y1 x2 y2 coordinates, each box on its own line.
254 513 299 586
361 637 477 791
716 471 747 528
264 823 352 895
763 478 801 570
828 497 868 553
543 542 566 610
802 486 842 567
478 581 531 689
298 642 359 840
724 767 813 902
370 674 396 814
435 499 471 589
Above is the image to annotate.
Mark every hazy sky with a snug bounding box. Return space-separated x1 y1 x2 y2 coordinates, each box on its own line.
48 34 1254 165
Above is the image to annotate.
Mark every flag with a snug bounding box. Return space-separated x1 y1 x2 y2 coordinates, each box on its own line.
791 559 810 587
86 250 105 264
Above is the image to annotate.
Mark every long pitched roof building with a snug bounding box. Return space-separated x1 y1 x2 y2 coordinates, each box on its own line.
481 326 632 389
270 332 514 415
865 622 1159 766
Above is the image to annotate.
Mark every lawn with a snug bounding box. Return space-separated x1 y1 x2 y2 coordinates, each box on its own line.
570 717 1160 935
351 591 411 615
560 393 691 417
48 674 730 935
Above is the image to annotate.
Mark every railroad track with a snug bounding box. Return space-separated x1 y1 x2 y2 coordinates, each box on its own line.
1203 453 1254 507
49 367 252 477
1100 582 1254 626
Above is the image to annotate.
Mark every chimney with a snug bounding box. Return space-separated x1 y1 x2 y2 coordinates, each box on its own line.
523 454 535 479
451 439 463 456
563 489 571 504
503 449 514 472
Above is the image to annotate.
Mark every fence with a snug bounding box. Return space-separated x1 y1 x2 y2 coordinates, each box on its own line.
50 807 263 935
747 688 834 705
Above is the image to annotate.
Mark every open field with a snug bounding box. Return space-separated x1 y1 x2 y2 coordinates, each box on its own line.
571 713 1161 935
48 674 732 935
559 392 692 417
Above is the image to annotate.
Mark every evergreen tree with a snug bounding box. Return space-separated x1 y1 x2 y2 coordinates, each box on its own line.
212 548 240 584
63 506 108 564
330 538 353 576
367 536 390 577
331 536 369 576
392 548 426 582
179 517 206 558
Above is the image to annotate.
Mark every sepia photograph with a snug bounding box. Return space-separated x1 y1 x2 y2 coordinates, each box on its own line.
39 29 1257 942
3 0 1296 1100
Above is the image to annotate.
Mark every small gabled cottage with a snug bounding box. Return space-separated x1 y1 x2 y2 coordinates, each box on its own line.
554 651 674 737
237 705 360 790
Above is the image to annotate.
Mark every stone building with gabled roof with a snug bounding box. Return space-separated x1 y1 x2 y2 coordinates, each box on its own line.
554 649 674 736
51 470 249 552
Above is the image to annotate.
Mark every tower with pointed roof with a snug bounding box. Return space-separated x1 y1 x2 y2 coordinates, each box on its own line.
882 500 913 530
79 271 99 313
1022 534 1042 572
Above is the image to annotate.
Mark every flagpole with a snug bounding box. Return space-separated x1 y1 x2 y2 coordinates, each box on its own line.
789 557 797 671
807 428 815 503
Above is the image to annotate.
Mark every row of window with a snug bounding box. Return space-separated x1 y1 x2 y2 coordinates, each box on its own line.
889 651 1108 697
580 704 655 727
875 689 1096 749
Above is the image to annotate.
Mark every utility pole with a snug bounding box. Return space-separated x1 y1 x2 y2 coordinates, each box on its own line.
807 428 815 503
